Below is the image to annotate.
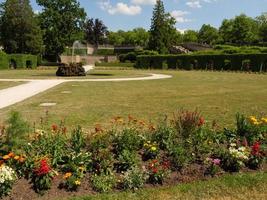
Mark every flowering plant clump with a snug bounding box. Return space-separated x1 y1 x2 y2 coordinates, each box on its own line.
204 157 221 177
0 163 17 198
143 141 159 160
247 141 264 169
31 158 56 194
227 143 250 170
62 166 85 191
147 159 170 185
3 152 26 178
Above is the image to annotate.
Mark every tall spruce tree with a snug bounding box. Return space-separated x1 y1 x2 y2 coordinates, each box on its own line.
0 0 43 55
37 0 86 61
148 0 176 54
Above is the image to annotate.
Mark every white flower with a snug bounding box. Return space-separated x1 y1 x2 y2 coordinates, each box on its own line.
0 165 17 184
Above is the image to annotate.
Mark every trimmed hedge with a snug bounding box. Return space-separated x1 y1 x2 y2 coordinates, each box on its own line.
94 49 115 56
0 51 9 69
95 62 134 68
136 53 267 72
8 54 38 69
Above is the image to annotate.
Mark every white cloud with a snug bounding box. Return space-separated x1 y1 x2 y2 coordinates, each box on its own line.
131 0 157 5
170 10 191 23
186 1 202 8
99 1 142 15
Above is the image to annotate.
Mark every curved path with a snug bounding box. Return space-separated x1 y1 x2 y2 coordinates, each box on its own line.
0 65 172 109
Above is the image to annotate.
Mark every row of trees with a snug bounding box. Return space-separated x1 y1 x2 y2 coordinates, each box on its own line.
0 0 266 60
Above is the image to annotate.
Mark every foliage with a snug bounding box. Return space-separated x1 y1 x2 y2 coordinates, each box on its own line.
4 111 29 151
115 149 139 172
142 141 159 160
95 62 134 68
0 0 43 55
204 157 221 177
62 166 85 191
121 167 148 191
37 0 86 61
91 172 116 193
198 24 220 45
84 18 108 47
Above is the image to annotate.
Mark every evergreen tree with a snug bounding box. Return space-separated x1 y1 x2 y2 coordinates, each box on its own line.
148 0 176 53
0 0 43 55
37 0 86 61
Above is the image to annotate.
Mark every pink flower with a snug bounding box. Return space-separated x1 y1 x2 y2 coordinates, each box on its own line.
213 159 221 166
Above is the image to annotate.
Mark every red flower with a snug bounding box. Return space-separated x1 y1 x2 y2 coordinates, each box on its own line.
162 161 170 170
252 142 260 156
34 159 51 176
51 124 58 132
152 167 158 174
198 117 205 127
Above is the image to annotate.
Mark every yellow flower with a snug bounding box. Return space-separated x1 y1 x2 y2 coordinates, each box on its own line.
63 172 72 179
14 156 20 160
253 121 262 126
78 166 85 172
3 155 10 160
151 146 157 151
249 116 257 123
75 180 81 185
261 118 267 124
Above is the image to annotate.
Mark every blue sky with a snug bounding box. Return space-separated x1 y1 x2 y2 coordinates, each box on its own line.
1 0 267 31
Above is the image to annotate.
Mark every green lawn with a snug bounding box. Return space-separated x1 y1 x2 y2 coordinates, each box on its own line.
0 81 24 90
68 172 267 200
0 70 266 129
0 69 148 79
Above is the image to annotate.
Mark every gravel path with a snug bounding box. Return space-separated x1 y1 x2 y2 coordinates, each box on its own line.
0 65 172 109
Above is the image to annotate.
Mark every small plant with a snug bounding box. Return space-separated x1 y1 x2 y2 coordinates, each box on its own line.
168 145 190 170
147 159 170 185
204 157 221 177
114 149 139 172
143 141 159 160
5 111 29 151
122 167 148 191
0 163 17 198
70 126 85 153
91 172 116 193
31 158 56 194
62 166 85 191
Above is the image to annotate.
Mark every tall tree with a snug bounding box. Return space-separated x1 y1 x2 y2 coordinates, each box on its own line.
198 24 219 45
256 13 267 42
84 18 108 47
182 30 198 43
148 0 176 53
0 0 43 55
37 0 86 61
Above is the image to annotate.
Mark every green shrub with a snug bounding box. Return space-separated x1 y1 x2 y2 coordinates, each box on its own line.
5 111 30 151
95 62 134 68
94 49 115 55
0 51 9 69
114 149 139 172
91 173 116 193
122 167 148 191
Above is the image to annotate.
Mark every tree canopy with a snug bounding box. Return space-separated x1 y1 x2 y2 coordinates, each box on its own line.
37 0 86 61
0 0 43 55
198 24 220 45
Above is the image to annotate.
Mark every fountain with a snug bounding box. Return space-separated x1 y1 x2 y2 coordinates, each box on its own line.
56 40 86 77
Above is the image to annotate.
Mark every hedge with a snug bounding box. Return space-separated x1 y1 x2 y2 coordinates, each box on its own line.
95 62 134 68
8 54 38 69
94 49 115 56
0 51 9 69
135 53 267 72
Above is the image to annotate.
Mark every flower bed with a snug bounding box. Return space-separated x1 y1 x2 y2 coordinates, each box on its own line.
0 111 266 199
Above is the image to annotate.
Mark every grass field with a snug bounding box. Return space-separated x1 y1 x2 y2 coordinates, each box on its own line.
0 69 147 79
0 81 24 90
0 70 266 129
68 172 267 200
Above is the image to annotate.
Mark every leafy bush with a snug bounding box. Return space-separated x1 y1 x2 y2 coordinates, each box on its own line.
91 173 116 193
114 149 139 172
5 111 30 151
121 167 148 191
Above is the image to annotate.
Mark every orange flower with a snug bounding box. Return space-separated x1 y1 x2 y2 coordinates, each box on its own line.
63 172 72 179
0 160 4 165
8 152 15 158
19 156 26 163
3 155 10 160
